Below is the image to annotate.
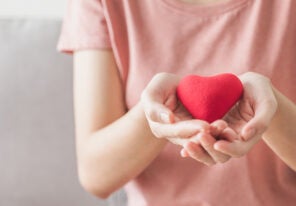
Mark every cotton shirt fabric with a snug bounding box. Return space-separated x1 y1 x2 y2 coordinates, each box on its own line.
58 0 296 205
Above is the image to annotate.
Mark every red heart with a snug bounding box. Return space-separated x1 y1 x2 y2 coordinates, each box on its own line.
177 73 243 123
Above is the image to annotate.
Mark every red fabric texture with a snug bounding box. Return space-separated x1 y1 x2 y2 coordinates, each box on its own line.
177 73 243 123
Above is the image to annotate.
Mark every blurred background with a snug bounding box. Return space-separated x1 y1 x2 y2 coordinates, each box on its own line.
0 0 127 205
0 0 67 19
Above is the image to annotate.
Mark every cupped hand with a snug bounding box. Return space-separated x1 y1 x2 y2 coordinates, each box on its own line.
142 72 278 166
141 73 209 145
141 73 231 165
181 72 278 165
210 72 278 157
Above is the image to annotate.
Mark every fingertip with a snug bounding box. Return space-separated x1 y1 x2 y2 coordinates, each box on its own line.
219 127 239 141
180 148 189 158
213 141 228 152
210 120 228 136
211 119 228 129
213 142 221 151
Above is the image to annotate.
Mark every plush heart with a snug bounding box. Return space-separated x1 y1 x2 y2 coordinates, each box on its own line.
177 73 243 123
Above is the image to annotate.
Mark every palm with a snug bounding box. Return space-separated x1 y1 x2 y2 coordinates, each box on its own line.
164 93 193 122
223 98 255 135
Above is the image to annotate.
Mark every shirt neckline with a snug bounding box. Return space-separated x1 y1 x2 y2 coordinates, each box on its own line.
161 0 250 17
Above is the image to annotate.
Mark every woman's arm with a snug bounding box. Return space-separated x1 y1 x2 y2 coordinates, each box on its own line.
187 72 296 171
73 50 167 198
263 88 296 171
211 73 296 171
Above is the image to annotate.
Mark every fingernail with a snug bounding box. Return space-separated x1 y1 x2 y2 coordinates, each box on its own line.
180 149 187 158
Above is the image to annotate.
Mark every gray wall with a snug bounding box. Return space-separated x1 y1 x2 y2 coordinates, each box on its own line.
0 19 127 206
0 0 66 19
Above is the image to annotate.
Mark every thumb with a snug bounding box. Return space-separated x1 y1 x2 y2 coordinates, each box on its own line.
144 102 175 124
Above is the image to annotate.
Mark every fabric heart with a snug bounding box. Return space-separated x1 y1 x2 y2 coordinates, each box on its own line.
177 73 243 123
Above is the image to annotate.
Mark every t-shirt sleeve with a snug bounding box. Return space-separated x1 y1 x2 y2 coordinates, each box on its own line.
57 0 111 53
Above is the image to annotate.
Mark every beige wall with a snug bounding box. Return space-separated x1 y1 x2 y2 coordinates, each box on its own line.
0 0 67 19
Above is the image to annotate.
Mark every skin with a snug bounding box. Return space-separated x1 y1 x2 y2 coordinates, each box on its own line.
74 49 296 200
142 72 296 171
73 50 167 198
73 1 225 196
72 0 296 198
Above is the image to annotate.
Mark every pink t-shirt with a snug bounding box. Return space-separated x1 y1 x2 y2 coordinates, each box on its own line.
58 0 296 205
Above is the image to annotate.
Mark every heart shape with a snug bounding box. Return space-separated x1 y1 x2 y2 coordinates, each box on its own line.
177 73 243 123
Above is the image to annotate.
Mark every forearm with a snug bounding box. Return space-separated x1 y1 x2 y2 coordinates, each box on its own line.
263 88 296 171
78 102 167 198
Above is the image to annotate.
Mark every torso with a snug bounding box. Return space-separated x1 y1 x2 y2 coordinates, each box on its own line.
102 0 296 205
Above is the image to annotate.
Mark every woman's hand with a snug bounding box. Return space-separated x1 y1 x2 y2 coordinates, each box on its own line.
141 73 205 145
210 72 278 157
142 72 278 166
141 73 231 165
183 72 278 162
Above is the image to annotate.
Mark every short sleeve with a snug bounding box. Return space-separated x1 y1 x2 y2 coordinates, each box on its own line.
57 0 112 53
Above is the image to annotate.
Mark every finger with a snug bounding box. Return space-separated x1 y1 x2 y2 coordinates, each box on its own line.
213 136 261 158
184 142 216 166
241 98 277 141
210 120 228 137
144 102 175 123
219 127 239 141
164 93 178 112
180 148 189 157
141 72 179 108
150 119 209 139
199 133 231 163
167 136 190 146
141 87 175 124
